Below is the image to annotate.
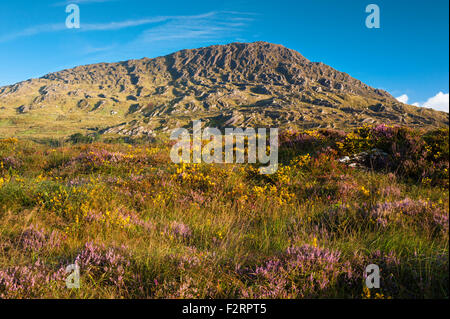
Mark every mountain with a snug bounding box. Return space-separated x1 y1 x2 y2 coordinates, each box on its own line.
0 41 447 138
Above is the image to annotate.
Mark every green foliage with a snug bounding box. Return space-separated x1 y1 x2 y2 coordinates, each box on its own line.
68 133 100 144
0 127 448 299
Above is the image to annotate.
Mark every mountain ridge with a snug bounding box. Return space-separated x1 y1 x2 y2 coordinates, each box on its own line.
0 41 447 138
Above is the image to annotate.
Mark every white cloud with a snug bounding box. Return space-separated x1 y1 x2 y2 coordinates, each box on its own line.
401 92 450 113
421 92 449 113
396 94 409 104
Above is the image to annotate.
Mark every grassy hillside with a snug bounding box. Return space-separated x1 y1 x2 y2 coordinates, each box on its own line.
0 125 448 298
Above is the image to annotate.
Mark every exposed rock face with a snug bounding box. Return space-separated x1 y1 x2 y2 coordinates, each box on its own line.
0 42 448 137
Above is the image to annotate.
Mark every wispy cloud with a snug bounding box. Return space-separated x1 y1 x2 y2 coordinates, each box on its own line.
67 11 256 63
0 24 66 43
134 11 253 44
0 11 254 44
81 17 169 31
0 14 205 43
81 44 117 54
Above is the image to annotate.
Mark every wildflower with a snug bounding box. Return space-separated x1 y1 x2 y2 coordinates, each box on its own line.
313 237 318 248
361 186 370 197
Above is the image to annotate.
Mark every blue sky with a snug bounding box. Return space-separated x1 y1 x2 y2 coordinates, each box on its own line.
0 0 448 111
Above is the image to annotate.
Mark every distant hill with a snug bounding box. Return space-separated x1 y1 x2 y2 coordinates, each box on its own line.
0 41 447 138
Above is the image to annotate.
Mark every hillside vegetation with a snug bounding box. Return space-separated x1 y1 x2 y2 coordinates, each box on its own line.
0 125 448 298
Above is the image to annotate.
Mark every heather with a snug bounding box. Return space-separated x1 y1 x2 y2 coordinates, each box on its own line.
0 125 448 299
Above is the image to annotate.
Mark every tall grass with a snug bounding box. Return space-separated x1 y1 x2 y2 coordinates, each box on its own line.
0 126 448 299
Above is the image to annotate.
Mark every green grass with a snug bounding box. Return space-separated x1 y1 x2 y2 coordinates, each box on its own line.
0 127 448 299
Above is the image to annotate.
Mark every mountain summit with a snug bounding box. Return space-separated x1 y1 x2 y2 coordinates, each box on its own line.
0 42 447 138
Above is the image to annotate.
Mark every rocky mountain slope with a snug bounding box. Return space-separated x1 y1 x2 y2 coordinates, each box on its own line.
0 41 447 138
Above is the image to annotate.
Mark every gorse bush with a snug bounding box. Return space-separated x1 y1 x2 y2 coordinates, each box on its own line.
68 133 100 145
282 125 449 186
0 126 448 299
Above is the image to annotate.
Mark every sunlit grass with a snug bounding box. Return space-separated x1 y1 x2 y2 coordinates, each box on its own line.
0 126 448 298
